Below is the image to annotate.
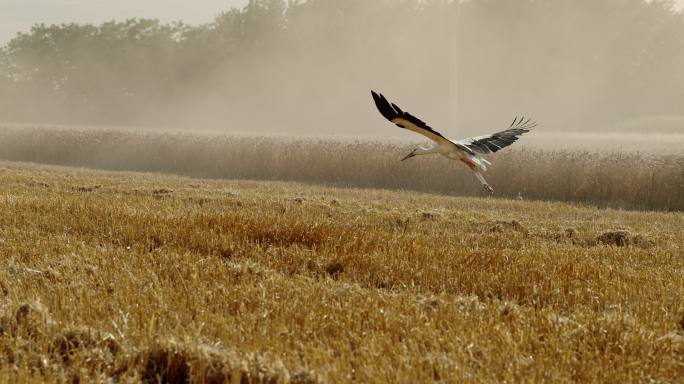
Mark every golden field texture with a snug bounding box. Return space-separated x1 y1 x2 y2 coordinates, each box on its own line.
0 125 682 211
0 162 682 383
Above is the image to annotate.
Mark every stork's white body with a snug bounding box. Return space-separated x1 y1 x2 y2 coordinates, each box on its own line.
409 139 493 189
441 141 487 164
371 91 536 192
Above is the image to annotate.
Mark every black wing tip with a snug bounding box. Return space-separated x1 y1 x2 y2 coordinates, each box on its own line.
390 102 404 114
371 90 398 122
509 115 538 132
370 90 381 103
465 117 536 154
369 91 446 139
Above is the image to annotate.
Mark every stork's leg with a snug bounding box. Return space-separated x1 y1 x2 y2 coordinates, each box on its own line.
461 158 494 194
473 171 494 194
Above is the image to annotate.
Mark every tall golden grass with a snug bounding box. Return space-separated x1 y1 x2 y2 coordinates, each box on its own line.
0 125 682 211
0 162 682 382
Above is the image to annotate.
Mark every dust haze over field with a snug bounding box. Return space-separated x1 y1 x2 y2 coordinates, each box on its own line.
1 0 684 139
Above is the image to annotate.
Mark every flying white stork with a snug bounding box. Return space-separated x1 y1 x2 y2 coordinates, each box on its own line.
371 90 536 193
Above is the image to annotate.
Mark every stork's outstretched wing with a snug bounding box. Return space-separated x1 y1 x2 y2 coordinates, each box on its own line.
458 117 536 155
371 90 451 145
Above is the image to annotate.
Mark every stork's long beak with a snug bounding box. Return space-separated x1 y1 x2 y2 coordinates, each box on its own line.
401 152 415 161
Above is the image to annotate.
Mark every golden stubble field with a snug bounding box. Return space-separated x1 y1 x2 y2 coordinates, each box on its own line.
0 161 682 383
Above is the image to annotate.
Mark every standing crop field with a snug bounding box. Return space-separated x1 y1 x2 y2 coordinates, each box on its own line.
0 126 682 211
0 162 682 382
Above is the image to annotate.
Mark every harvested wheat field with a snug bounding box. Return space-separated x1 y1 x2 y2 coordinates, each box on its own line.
0 161 682 383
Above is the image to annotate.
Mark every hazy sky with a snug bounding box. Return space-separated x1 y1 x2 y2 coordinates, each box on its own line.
0 0 248 45
1 0 683 45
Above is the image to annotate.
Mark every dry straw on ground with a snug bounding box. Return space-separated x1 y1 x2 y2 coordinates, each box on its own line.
0 162 682 382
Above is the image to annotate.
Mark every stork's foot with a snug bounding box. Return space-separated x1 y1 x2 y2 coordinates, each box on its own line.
483 184 494 194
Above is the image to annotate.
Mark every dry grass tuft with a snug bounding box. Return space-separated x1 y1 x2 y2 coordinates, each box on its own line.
596 229 632 246
630 234 655 248
324 261 345 279
28 180 50 188
489 219 527 234
139 344 194 384
420 211 440 221
595 229 652 247
138 341 314 384
1 302 54 339
657 332 684 352
290 369 322 384
0 301 316 383
0 305 122 382
74 185 102 192
564 227 579 239
50 327 121 373
152 188 173 195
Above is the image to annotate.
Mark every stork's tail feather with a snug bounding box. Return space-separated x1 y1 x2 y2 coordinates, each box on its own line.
470 157 489 171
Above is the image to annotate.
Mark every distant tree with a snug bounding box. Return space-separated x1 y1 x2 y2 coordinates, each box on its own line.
1 20 190 123
0 0 682 131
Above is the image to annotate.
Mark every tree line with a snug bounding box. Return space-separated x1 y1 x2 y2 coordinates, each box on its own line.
0 0 682 134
